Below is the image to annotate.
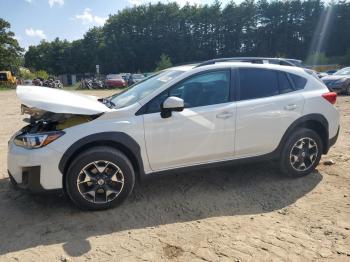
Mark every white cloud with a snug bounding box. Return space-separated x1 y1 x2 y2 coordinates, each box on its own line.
75 8 107 26
128 0 201 7
25 28 46 39
48 0 64 8
129 0 141 5
25 0 32 3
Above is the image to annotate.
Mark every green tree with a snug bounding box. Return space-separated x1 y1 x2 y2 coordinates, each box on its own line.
305 52 329 65
35 70 49 79
23 1 350 74
0 18 23 72
155 54 172 71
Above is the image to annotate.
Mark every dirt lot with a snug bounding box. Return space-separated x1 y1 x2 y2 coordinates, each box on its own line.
0 89 349 261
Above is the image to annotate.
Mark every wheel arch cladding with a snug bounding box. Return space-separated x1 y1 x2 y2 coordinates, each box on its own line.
279 114 329 154
59 132 145 185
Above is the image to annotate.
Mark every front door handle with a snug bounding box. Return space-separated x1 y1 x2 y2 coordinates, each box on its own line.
284 104 298 111
216 112 234 119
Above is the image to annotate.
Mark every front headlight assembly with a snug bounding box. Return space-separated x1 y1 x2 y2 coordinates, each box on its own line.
14 131 65 149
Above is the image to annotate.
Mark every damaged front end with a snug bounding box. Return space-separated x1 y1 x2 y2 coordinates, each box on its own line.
14 105 100 149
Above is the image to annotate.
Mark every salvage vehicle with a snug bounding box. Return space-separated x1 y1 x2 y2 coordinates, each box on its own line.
8 60 340 210
322 67 350 94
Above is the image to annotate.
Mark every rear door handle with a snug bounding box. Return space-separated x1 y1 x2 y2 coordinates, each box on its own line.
216 112 234 119
284 104 298 110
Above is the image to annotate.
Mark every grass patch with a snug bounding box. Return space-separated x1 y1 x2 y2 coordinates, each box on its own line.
0 83 16 90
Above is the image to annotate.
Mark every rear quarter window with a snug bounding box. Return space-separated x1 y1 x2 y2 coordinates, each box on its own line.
288 73 307 90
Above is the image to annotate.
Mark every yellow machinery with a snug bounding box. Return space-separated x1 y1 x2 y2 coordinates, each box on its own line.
0 71 16 85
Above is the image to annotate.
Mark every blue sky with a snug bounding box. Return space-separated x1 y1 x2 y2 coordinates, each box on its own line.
1 0 234 49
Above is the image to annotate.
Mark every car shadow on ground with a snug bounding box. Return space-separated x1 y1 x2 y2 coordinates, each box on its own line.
0 161 322 257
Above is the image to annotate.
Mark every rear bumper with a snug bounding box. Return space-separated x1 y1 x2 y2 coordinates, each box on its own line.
329 126 339 148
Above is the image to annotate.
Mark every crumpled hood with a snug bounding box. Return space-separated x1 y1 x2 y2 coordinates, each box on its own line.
17 85 112 115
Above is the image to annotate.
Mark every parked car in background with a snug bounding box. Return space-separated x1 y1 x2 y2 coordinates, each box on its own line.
105 74 127 88
22 79 32 86
325 70 337 75
32 78 44 86
9 60 339 210
322 67 350 94
128 73 145 85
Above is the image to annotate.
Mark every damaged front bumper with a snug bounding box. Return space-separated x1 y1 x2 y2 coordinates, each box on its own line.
7 139 64 191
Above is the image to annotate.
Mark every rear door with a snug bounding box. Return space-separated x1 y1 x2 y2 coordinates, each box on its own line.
235 68 305 157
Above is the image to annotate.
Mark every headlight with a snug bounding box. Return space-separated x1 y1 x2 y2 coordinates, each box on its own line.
14 131 65 149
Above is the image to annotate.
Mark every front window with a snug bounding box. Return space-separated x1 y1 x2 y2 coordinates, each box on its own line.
334 67 350 76
108 70 183 109
144 70 231 114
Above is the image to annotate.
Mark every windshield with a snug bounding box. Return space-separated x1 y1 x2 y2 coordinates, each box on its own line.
334 67 350 76
108 70 183 109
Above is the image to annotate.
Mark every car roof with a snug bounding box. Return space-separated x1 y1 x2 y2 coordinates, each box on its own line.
168 62 306 75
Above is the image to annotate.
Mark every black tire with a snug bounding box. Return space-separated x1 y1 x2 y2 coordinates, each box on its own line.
279 128 323 177
65 146 135 210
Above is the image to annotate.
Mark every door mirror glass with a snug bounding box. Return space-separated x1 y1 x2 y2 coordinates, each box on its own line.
161 96 184 118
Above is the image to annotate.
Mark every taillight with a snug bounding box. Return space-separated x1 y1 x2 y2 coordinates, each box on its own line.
322 92 337 105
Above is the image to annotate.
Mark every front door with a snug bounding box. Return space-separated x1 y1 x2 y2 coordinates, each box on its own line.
142 70 236 171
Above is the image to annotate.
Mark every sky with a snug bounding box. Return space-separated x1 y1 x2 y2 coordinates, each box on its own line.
0 0 234 50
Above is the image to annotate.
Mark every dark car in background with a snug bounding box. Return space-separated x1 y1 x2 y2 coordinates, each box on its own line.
322 67 350 95
128 73 145 86
105 74 127 88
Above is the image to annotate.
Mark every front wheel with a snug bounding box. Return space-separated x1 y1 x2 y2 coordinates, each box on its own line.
279 128 323 177
65 146 135 210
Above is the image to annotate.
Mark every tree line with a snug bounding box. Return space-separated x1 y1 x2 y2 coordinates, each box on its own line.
20 0 350 75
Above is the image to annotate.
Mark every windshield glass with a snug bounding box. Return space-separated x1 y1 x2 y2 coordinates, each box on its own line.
109 70 183 109
334 67 350 76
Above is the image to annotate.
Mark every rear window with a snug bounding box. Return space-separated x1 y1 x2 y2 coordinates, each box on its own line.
239 68 279 100
288 73 307 90
278 72 294 94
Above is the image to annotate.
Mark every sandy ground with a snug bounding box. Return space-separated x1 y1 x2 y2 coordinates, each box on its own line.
0 89 349 261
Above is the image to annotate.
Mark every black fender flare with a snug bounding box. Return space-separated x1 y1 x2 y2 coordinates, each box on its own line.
58 132 145 179
273 113 329 156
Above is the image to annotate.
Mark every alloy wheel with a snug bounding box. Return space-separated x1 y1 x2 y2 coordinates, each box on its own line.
289 137 318 171
77 160 124 203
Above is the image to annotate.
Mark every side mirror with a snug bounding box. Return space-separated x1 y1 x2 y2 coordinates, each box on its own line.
161 96 184 118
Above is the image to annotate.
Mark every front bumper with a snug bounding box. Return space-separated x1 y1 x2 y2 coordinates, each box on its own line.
8 167 44 192
7 140 64 191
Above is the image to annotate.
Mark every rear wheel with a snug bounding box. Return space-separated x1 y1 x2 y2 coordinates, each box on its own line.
279 128 323 177
65 146 135 210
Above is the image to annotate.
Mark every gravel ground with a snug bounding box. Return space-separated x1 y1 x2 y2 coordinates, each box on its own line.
0 89 349 261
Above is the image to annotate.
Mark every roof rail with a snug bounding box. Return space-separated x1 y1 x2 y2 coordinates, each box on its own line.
195 57 296 68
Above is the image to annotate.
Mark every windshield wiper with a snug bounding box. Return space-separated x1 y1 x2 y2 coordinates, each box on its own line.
98 98 116 109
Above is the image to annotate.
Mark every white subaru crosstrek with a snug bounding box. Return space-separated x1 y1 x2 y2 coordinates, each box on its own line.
8 62 340 210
